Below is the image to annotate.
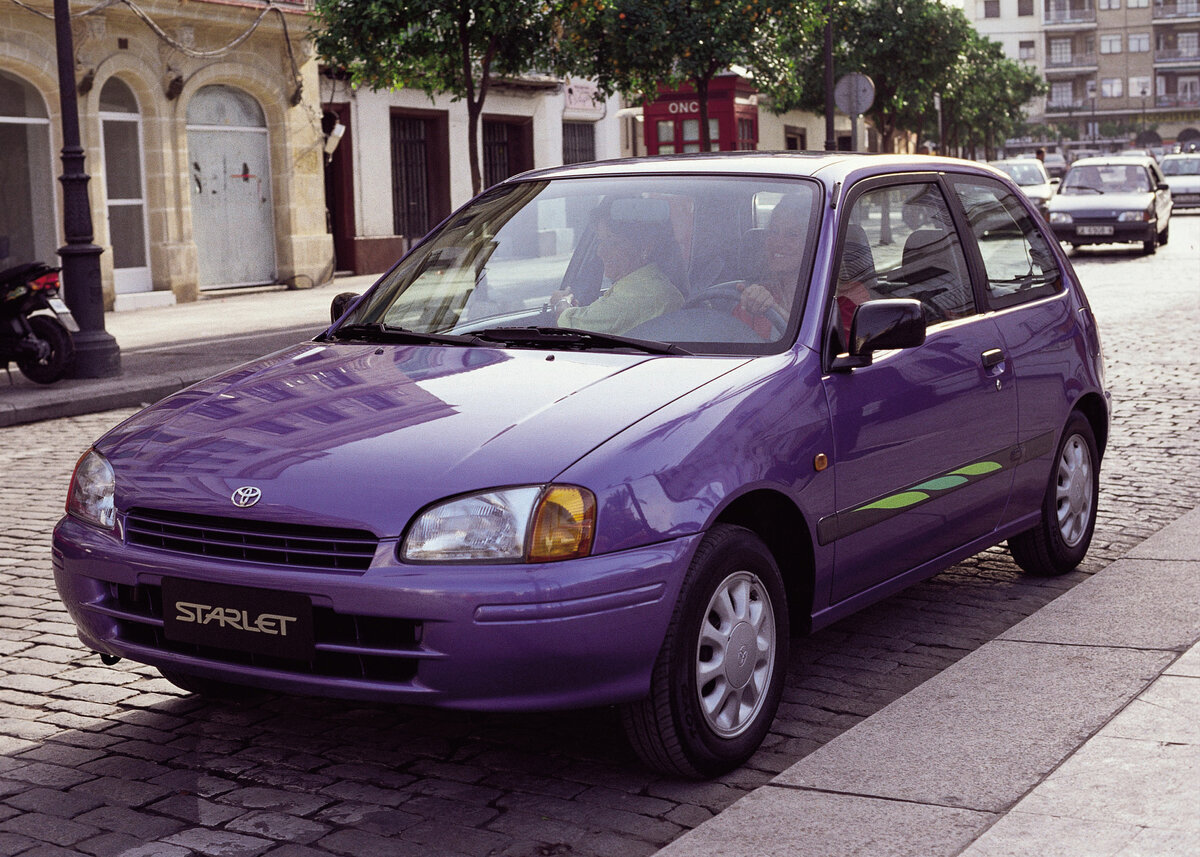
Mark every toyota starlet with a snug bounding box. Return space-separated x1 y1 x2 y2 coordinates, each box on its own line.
54 153 1109 778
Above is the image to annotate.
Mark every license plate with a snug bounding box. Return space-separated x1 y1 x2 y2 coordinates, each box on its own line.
47 298 80 332
161 578 314 661
1077 225 1113 236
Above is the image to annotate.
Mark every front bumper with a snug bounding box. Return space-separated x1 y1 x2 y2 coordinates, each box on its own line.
53 515 700 711
1051 220 1155 245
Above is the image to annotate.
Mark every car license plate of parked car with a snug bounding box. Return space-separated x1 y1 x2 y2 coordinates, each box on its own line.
1077 225 1113 236
161 578 314 660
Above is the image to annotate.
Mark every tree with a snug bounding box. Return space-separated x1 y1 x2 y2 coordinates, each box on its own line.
562 0 819 151
939 33 1045 158
312 0 562 195
769 0 974 153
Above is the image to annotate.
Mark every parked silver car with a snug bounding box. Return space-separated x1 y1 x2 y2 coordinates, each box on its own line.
1048 156 1173 254
1160 154 1200 210
989 158 1058 219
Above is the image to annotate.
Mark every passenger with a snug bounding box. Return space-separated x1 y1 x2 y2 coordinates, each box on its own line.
835 225 877 345
552 201 684 336
734 196 807 338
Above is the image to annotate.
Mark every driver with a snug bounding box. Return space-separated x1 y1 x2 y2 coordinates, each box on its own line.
734 196 807 338
552 201 684 336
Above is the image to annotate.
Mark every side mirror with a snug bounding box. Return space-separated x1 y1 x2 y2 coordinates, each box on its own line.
1157 182 1170 192
1050 178 1061 186
832 299 926 372
330 291 360 324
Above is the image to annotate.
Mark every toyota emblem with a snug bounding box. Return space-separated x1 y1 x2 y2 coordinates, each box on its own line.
231 486 262 508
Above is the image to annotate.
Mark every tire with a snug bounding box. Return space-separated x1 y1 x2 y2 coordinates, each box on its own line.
1008 413 1099 576
621 524 788 778
1142 225 1158 255
158 667 256 699
16 315 75 384
1160 223 1169 246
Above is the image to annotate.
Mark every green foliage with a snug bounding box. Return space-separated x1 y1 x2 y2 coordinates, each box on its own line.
311 0 565 193
560 0 821 147
940 32 1045 155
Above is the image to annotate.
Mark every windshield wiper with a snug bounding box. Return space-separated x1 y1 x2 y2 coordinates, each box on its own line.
1066 184 1104 194
474 326 691 355
329 323 485 347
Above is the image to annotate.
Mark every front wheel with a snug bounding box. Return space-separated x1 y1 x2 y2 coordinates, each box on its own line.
621 524 788 778
1008 413 1099 576
16 315 75 384
1142 225 1158 255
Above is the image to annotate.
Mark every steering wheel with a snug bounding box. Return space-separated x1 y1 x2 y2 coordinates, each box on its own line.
682 281 788 340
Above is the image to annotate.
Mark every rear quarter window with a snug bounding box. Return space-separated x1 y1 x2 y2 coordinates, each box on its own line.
949 176 1063 309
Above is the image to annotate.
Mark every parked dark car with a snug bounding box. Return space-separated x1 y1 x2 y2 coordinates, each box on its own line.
989 158 1058 218
1159 153 1200 210
54 153 1109 778
1042 151 1068 180
1048 155 1173 253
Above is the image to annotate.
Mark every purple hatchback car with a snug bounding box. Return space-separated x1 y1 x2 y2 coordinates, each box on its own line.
54 154 1109 777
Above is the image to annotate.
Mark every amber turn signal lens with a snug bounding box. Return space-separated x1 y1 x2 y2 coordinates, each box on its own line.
528 486 596 562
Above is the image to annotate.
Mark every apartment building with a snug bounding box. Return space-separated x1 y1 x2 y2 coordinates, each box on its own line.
967 0 1200 153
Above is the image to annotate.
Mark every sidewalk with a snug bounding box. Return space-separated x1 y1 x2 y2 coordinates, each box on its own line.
656 507 1200 857
0 273 378 427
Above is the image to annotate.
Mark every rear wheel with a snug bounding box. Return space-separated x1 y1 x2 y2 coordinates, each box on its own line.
16 315 75 384
621 524 788 778
1008 413 1099 576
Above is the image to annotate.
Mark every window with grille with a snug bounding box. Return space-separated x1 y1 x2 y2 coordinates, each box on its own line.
563 122 595 164
390 115 430 239
984 0 1000 17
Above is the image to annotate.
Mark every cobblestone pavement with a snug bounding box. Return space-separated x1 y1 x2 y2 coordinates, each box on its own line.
1 216 1197 856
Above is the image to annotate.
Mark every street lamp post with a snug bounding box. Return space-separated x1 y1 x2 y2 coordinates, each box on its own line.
53 0 120 378
824 0 836 151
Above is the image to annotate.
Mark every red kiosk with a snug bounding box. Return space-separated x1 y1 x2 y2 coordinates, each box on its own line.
643 73 759 155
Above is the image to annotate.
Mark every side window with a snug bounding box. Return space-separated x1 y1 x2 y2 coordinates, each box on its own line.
837 182 976 343
950 177 1062 307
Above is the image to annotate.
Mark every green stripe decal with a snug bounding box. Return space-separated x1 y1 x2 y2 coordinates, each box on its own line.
913 475 970 492
859 491 930 511
951 461 1003 476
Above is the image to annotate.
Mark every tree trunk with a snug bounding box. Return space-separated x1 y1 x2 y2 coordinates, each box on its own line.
697 75 712 152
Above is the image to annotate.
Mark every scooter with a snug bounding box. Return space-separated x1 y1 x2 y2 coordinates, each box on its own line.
0 261 79 384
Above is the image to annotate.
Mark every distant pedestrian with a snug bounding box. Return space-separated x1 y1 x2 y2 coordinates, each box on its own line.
1035 147 1046 163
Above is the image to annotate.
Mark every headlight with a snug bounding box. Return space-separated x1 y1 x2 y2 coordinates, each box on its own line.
67 449 116 530
401 485 596 563
1049 212 1073 224
1117 209 1152 222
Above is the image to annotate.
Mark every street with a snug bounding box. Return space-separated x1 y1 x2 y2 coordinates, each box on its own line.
0 213 1197 857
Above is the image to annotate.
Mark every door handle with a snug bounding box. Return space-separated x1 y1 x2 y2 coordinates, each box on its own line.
981 348 1005 370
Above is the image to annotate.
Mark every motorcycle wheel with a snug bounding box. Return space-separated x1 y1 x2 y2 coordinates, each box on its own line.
16 315 75 384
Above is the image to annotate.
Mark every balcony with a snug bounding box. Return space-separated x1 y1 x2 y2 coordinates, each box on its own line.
1045 98 1088 112
1153 0 1200 18
1155 47 1200 64
1044 5 1097 25
1045 52 1099 68
1156 93 1200 107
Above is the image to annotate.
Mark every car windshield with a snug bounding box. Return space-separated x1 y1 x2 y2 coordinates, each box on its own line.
992 161 1046 186
1061 163 1152 194
336 175 822 355
1162 156 1200 176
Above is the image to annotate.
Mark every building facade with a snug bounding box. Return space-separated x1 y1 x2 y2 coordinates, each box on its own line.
966 0 1200 154
320 75 622 276
1 0 331 310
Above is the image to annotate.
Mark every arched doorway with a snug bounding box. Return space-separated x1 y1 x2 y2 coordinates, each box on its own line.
186 85 276 288
0 70 56 267
99 77 152 294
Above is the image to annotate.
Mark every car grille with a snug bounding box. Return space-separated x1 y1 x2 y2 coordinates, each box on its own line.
99 582 422 683
125 508 378 572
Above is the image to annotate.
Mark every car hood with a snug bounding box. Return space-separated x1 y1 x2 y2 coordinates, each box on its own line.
1164 176 1200 193
1019 183 1055 202
1049 191 1154 214
97 342 748 537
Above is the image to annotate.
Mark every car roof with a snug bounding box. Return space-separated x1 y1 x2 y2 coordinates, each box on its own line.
1067 155 1157 167
505 152 1004 188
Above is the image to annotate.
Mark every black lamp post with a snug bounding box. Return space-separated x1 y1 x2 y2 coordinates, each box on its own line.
824 0 836 151
53 0 120 378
